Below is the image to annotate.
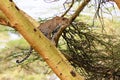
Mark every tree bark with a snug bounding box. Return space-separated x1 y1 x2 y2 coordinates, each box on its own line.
114 0 120 9
0 0 84 80
0 10 9 26
0 9 39 27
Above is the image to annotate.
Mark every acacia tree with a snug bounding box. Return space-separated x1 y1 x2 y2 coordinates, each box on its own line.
0 0 85 80
0 0 120 80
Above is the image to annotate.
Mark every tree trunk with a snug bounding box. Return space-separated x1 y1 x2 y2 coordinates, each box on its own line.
0 0 84 80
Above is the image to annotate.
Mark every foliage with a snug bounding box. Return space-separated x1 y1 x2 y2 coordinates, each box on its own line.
59 20 120 80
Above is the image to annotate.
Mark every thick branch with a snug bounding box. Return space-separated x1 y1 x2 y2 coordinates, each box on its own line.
114 0 120 9
0 10 9 26
0 0 83 80
0 9 39 27
20 10 39 27
0 0 39 27
54 0 91 46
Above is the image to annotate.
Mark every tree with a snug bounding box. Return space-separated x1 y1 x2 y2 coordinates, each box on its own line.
0 0 120 80
0 0 86 80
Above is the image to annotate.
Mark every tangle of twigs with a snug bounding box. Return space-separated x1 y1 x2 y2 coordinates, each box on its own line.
60 21 120 80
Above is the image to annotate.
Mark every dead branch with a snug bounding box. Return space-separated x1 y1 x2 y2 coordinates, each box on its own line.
61 0 75 17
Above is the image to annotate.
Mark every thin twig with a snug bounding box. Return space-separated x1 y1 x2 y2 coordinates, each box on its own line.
61 0 75 17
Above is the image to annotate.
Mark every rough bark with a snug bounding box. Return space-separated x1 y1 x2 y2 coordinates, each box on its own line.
0 0 84 80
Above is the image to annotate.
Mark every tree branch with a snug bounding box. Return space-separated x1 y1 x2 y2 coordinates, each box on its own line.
61 0 75 17
54 0 91 46
0 0 83 80
20 10 39 27
69 0 91 23
0 9 39 27
0 10 10 26
114 0 120 9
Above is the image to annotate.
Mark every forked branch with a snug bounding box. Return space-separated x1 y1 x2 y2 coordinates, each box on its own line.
54 0 91 46
0 0 84 79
